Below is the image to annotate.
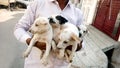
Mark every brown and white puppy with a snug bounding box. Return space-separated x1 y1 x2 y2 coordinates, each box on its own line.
57 22 81 62
48 15 67 51
23 17 53 65
49 15 81 63
48 15 67 42
49 15 88 68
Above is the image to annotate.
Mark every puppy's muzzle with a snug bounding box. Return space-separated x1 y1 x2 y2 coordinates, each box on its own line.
79 33 82 37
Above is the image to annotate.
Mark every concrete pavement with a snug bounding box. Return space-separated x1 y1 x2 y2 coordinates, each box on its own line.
0 10 26 68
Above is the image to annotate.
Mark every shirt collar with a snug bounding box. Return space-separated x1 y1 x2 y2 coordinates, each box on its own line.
49 0 55 1
49 0 71 5
49 0 56 2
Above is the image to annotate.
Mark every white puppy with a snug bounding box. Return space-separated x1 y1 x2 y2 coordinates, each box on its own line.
48 15 68 51
48 15 67 42
23 17 53 65
57 23 81 62
49 15 81 62
49 15 88 68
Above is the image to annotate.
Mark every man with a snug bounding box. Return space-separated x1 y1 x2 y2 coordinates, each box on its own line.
14 0 83 68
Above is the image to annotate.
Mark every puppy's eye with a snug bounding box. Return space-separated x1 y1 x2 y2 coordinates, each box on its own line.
44 23 47 25
83 31 86 33
35 24 38 26
63 41 68 44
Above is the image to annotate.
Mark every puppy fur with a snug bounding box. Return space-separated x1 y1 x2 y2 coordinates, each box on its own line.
49 15 81 66
48 15 67 42
23 17 53 65
48 15 68 51
57 23 81 62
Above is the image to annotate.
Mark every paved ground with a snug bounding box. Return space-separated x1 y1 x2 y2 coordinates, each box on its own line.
0 9 26 68
0 9 25 22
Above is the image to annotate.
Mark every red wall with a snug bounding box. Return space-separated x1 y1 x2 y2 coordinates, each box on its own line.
93 0 120 40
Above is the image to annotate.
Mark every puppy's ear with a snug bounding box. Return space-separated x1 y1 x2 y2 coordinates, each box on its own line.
56 15 68 25
77 27 80 31
77 27 82 37
71 33 80 43
48 17 56 24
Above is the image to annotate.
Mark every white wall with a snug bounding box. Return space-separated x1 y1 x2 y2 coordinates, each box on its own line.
118 35 120 41
76 0 99 25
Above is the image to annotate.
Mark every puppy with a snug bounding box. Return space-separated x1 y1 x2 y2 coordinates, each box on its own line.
57 22 81 62
48 15 67 51
23 16 53 65
78 24 88 39
49 15 81 62
48 15 67 43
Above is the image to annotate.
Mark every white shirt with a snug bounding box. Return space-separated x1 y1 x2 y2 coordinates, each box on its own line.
14 0 82 68
14 0 83 43
14 0 83 68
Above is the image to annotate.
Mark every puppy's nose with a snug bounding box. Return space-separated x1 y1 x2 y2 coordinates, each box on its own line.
69 60 73 63
83 31 86 33
29 29 31 32
79 33 82 37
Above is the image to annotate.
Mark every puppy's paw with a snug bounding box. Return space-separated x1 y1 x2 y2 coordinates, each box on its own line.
40 58 48 65
68 56 73 63
23 51 30 58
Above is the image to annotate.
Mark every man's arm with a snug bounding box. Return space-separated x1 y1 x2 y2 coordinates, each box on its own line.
14 0 46 50
26 38 46 50
14 0 37 43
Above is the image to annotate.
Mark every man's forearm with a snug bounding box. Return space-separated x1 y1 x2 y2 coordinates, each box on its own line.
26 38 46 50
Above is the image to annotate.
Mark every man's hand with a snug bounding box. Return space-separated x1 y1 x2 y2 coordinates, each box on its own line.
26 38 46 50
26 38 82 51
